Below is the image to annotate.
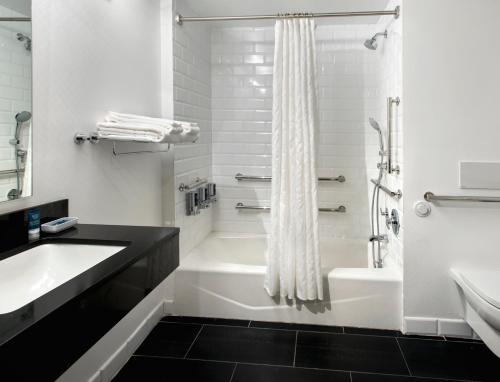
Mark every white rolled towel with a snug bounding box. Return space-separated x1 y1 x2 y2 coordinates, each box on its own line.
106 111 197 131
96 111 200 143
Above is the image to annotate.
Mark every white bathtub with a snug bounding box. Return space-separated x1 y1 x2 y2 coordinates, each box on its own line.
172 232 402 330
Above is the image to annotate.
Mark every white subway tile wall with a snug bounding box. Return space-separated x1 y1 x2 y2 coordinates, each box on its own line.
173 1 212 257
211 23 389 241
0 6 31 199
171 3 403 269
376 1 403 268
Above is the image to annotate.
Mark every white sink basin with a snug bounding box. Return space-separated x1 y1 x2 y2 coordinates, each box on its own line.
0 243 126 314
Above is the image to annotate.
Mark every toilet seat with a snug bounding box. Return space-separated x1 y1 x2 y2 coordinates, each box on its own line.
451 268 500 357
459 270 500 310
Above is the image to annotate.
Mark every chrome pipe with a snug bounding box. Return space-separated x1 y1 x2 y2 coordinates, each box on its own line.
424 192 500 203
370 179 402 200
235 203 346 213
176 7 400 24
235 173 346 183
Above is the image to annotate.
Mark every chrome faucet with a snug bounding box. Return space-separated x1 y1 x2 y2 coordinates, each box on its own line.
369 234 388 243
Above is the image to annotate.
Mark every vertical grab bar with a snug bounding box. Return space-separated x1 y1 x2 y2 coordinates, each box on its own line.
387 97 400 174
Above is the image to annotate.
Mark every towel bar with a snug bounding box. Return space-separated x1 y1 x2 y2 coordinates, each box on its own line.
235 202 346 213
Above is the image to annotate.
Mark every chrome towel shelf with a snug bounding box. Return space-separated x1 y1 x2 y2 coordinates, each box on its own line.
235 173 346 183
370 179 402 200
424 192 500 203
74 133 171 156
236 202 346 213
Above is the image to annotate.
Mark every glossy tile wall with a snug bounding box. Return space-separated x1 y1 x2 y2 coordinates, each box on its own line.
172 0 213 256
0 4 31 198
210 23 385 239
375 0 403 268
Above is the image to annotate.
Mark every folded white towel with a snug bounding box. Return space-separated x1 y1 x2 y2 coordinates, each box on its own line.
106 111 198 131
96 111 200 144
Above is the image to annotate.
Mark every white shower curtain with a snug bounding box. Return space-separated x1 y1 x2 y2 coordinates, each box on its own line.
265 18 322 301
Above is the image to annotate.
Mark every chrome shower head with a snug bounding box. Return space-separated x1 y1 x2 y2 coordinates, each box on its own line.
369 118 384 153
369 117 381 132
16 111 32 124
14 111 32 140
364 30 387 50
16 33 32 52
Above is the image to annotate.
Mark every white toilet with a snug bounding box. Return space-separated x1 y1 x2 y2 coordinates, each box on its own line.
451 268 500 356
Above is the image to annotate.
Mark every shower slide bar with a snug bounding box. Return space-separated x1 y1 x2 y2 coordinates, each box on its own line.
370 179 402 200
235 173 346 183
236 202 346 213
424 192 500 203
176 6 399 25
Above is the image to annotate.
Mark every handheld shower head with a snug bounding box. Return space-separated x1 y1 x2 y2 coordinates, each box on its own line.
369 118 384 153
16 33 32 52
16 111 32 124
369 117 381 132
14 111 32 140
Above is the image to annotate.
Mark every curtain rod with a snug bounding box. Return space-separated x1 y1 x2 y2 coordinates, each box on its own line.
176 6 399 25
0 17 31 22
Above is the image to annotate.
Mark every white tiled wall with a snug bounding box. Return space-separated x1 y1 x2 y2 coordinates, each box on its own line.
211 23 387 239
375 1 403 268
0 5 31 199
172 0 212 256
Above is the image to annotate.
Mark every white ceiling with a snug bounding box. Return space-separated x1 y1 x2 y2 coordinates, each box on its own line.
182 0 391 25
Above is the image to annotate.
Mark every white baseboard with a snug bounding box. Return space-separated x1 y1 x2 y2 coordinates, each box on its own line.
404 316 473 338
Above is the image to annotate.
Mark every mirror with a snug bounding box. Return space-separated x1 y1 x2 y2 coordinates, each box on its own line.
0 0 32 202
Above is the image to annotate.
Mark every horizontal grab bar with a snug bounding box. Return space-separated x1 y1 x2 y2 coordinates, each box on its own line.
235 202 346 213
235 173 346 183
0 169 24 176
424 192 500 203
370 179 402 200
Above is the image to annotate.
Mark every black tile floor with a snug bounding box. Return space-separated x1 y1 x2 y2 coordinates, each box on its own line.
113 316 500 382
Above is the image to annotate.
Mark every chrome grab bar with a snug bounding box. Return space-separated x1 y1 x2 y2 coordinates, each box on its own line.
387 97 400 174
370 179 402 200
235 202 346 213
424 192 500 203
0 169 25 176
235 173 346 183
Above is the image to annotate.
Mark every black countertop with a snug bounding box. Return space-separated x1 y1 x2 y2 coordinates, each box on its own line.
0 223 180 346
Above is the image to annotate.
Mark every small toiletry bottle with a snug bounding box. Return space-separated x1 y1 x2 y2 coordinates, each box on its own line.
28 208 40 240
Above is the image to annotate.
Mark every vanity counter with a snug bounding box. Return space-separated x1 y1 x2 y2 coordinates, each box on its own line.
0 218 179 381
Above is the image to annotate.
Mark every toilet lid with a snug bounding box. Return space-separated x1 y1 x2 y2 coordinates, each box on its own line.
460 270 500 310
